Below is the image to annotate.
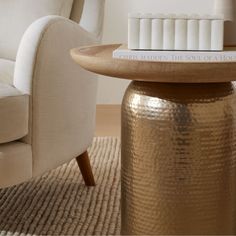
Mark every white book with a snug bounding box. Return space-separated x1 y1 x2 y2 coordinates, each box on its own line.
113 44 236 62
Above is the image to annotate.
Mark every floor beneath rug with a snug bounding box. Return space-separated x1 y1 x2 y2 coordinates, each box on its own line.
0 137 121 236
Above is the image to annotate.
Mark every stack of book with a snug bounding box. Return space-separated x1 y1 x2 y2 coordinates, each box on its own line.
113 44 236 62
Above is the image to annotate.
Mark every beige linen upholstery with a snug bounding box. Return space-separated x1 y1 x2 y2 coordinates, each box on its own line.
14 16 98 176
0 0 105 188
70 0 85 23
79 0 106 40
0 0 74 60
0 142 32 188
0 83 29 144
0 59 15 85
71 0 105 40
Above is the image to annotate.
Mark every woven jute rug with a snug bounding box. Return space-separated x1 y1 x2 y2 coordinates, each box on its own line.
0 137 121 236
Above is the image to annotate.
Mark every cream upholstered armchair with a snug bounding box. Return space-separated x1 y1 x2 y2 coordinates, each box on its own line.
0 0 105 188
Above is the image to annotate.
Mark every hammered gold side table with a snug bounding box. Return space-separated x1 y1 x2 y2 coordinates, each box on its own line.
71 44 236 235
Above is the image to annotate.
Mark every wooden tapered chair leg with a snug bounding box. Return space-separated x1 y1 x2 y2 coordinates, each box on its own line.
76 151 95 186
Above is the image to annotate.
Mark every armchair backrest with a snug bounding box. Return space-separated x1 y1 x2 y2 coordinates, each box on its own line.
70 0 85 23
0 0 105 61
0 0 74 61
71 0 106 40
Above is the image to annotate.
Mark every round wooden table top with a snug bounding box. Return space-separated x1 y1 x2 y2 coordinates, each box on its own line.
70 44 236 83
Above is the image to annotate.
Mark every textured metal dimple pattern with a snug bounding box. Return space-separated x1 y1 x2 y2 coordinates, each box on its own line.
121 82 236 235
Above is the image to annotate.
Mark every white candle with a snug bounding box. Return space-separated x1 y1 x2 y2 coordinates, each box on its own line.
151 14 164 50
199 17 211 50
128 13 141 49
187 16 199 50
139 14 152 49
211 18 224 50
163 15 175 50
175 15 187 50
128 12 224 51
128 13 140 49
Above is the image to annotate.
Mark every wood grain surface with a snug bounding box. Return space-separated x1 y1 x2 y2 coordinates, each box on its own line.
71 44 236 83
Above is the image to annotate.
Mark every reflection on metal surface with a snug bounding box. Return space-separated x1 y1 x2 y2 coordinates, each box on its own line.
121 81 236 235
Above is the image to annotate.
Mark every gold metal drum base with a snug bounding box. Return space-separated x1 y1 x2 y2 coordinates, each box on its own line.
121 81 236 235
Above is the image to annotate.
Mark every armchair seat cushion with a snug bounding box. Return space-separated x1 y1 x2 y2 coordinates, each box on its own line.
0 58 15 85
0 83 29 144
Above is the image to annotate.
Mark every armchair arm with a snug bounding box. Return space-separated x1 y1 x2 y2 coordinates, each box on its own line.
14 15 97 94
14 16 99 177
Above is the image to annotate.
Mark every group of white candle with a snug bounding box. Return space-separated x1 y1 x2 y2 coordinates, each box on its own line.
128 13 224 51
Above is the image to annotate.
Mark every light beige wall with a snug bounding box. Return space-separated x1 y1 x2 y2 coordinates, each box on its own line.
97 0 214 104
